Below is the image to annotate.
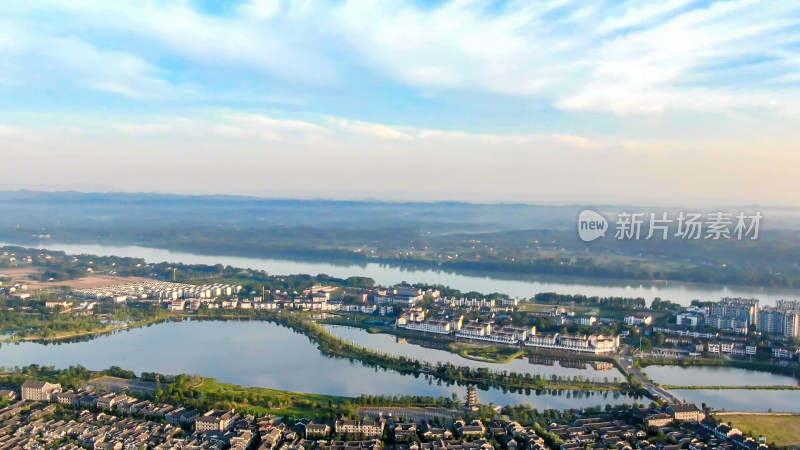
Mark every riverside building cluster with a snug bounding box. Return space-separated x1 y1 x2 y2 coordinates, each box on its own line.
0 379 773 450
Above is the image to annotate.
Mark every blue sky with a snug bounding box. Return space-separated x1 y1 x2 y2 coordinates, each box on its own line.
1 0 799 204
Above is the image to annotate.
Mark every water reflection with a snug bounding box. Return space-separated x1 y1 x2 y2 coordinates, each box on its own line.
0 319 642 409
643 364 799 387
323 325 624 384
671 389 800 413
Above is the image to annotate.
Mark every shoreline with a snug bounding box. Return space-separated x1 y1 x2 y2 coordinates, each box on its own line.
8 240 800 293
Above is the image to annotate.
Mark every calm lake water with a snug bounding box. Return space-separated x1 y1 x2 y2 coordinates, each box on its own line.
670 389 800 413
14 242 800 306
323 325 624 383
644 365 799 387
0 320 637 409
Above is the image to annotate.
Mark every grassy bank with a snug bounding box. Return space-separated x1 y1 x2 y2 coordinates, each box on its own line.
194 378 351 418
0 315 175 344
717 413 800 447
450 343 526 364
0 365 455 421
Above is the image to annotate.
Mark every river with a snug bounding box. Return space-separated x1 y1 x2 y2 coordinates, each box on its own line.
11 242 800 306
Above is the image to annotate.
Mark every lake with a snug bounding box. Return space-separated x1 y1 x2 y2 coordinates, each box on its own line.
323 325 624 383
13 242 800 306
0 319 637 410
644 364 799 387
670 389 800 413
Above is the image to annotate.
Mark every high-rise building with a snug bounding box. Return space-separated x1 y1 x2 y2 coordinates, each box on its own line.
758 300 800 338
708 297 759 333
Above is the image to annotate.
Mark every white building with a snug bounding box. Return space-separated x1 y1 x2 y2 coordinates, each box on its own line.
676 311 705 327
624 314 652 326
21 380 61 402
195 410 235 433
525 333 620 354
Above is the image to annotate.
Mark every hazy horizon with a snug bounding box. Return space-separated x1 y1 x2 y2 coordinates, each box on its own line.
1 189 799 212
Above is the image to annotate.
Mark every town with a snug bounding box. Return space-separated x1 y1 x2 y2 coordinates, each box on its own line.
0 379 775 450
2 247 800 447
3 0 799 447
4 261 797 365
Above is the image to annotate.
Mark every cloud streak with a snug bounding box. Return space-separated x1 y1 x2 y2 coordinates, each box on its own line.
0 0 797 114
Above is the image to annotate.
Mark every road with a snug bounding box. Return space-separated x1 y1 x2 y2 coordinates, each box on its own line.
614 346 681 404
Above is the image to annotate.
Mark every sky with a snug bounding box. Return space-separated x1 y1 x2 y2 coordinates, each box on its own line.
1 0 799 205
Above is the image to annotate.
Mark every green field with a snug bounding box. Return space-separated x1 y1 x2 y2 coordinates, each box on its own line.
196 378 350 418
722 414 800 447
449 343 526 364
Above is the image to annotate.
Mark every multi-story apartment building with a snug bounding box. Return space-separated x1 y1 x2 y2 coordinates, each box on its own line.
758 301 800 338
708 297 759 333
772 347 798 359
400 315 462 334
335 419 384 437
668 403 706 422
438 297 496 309
675 311 705 327
624 314 653 326
374 286 427 306
305 422 331 438
402 317 461 334
525 333 620 354
704 341 757 356
499 325 534 342
96 393 130 410
456 322 492 338
195 409 235 433
653 326 717 339
21 381 61 402
566 315 597 326
454 324 534 345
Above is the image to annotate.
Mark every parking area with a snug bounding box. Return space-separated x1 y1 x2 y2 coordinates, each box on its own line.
84 376 158 394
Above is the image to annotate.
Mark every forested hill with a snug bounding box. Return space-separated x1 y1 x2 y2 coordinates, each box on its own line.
0 191 580 232
1 191 800 288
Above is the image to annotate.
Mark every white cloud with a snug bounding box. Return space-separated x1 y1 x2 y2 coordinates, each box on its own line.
0 19 175 99
567 0 800 114
328 118 412 141
0 124 32 137
1 0 798 116
598 0 694 33
415 128 604 148
1 0 340 87
62 112 611 154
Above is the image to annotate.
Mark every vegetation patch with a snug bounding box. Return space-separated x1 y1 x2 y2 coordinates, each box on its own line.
192 378 350 419
719 413 800 447
449 343 525 364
